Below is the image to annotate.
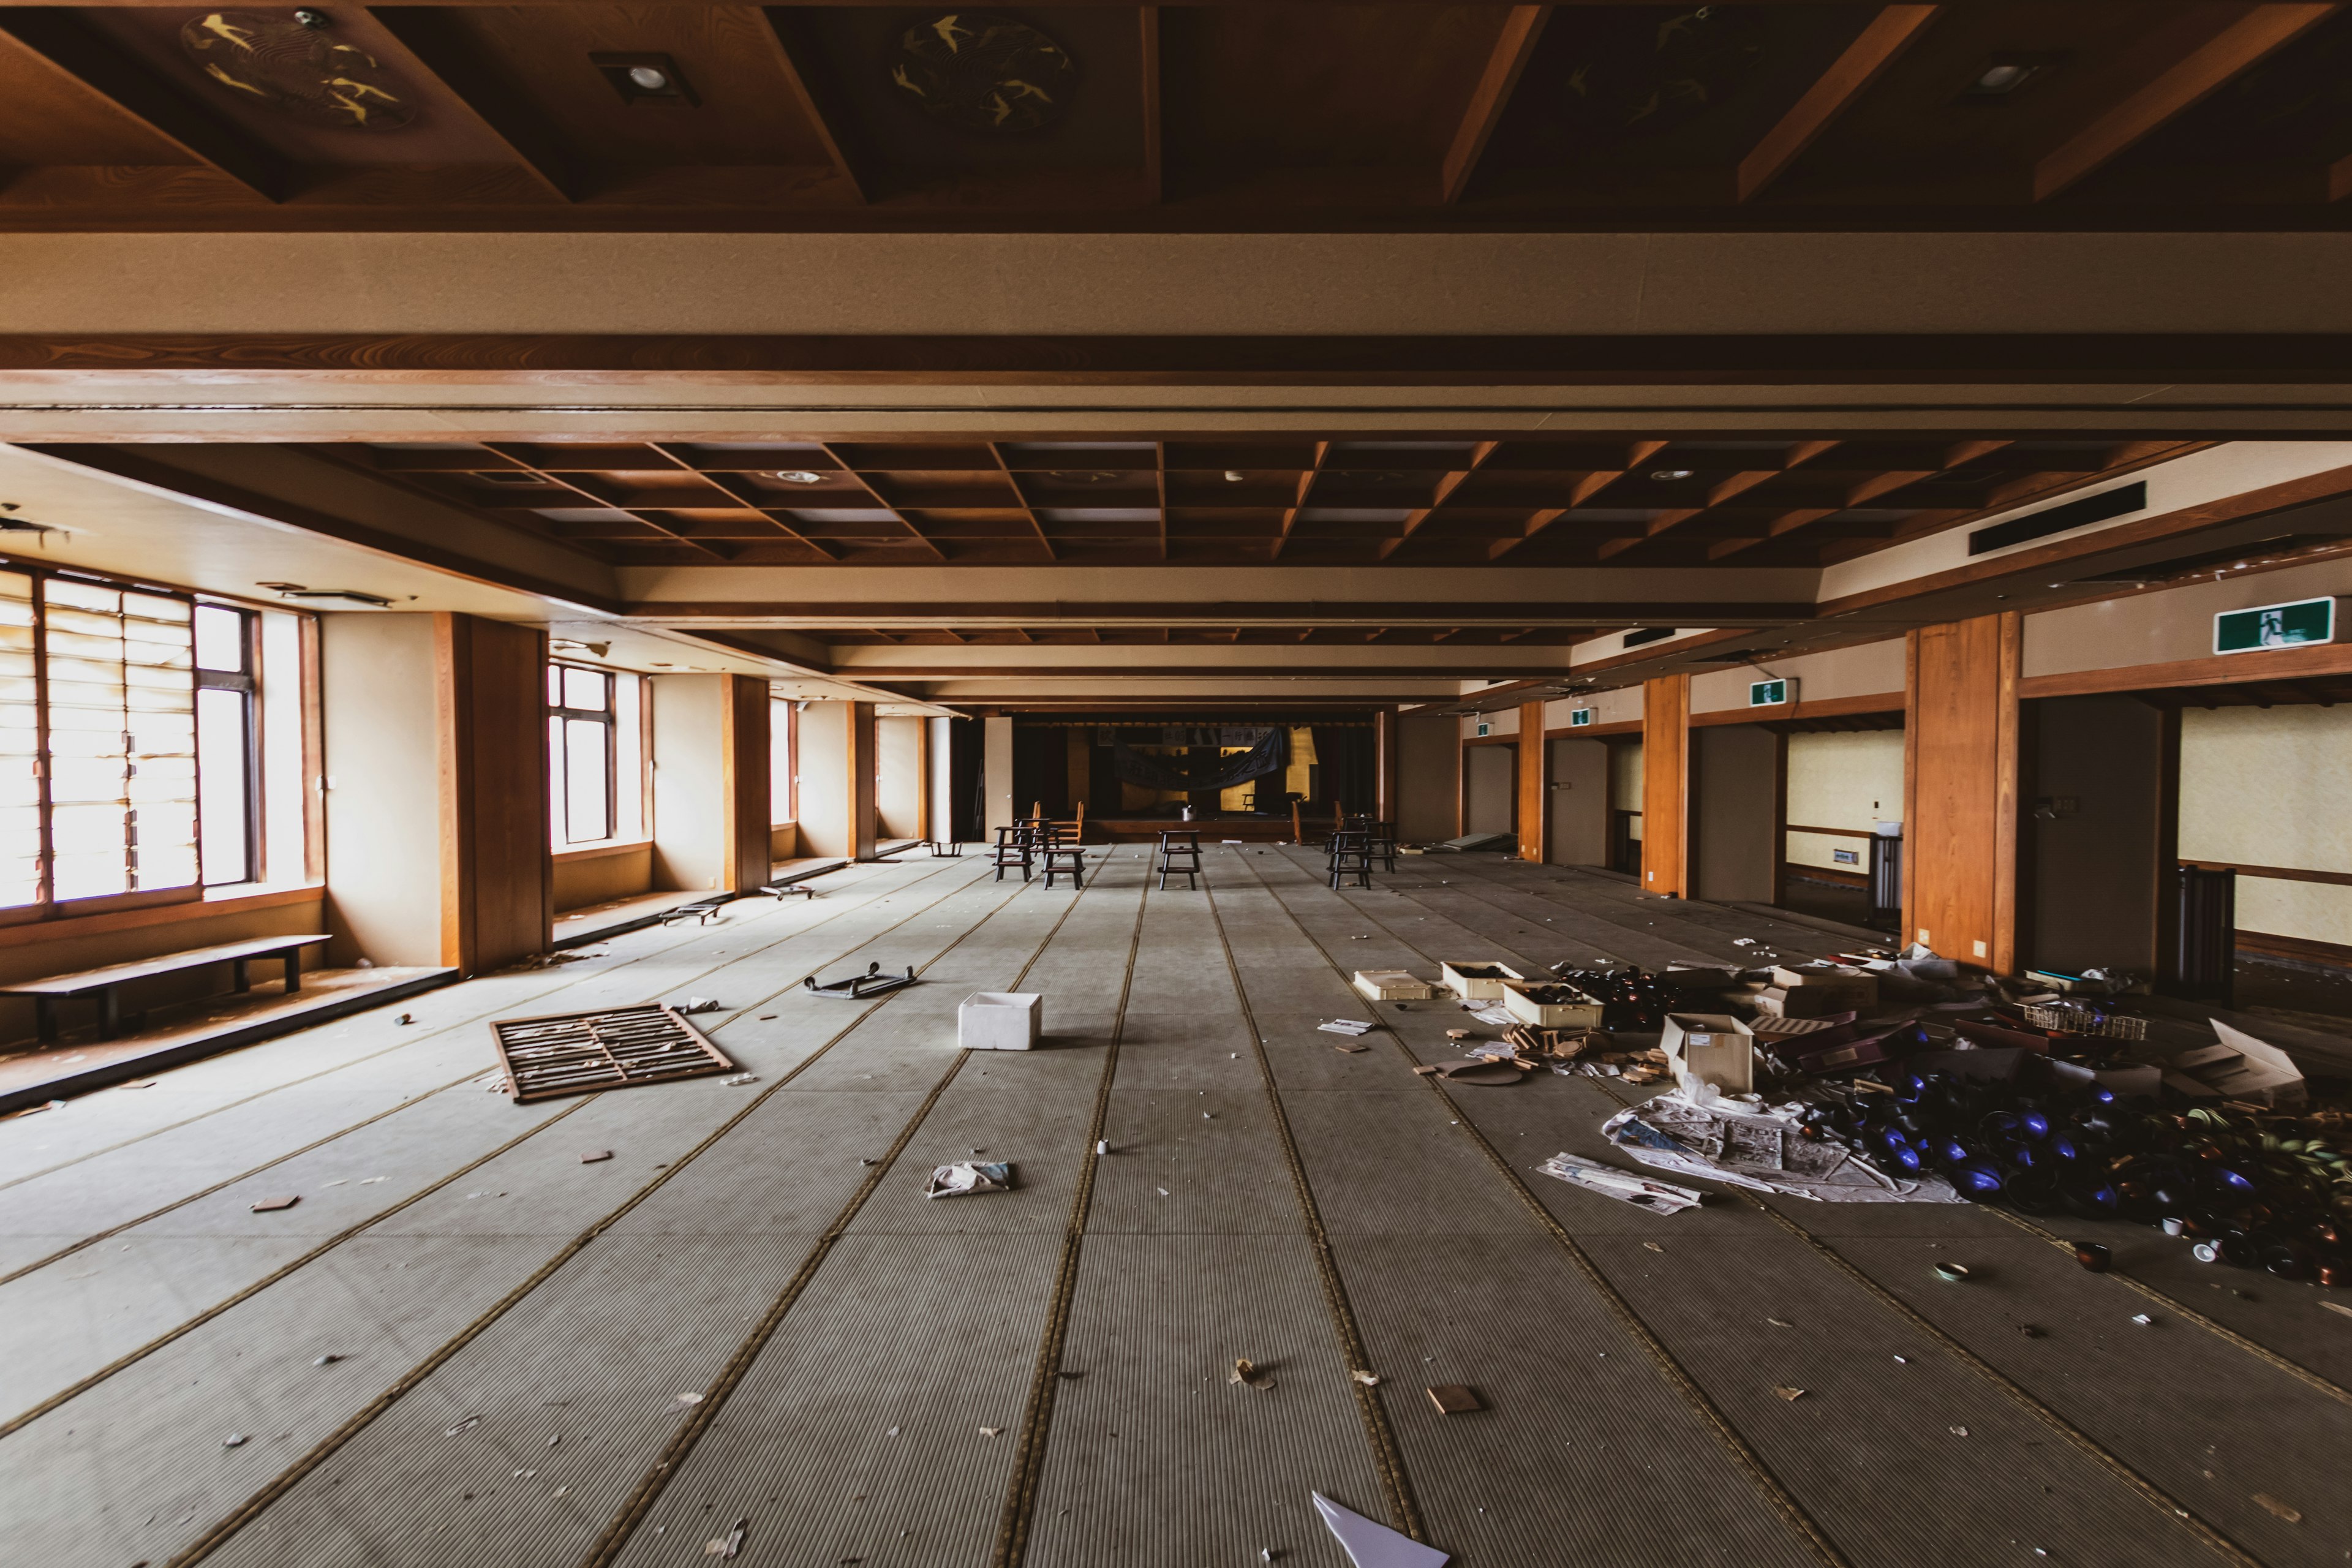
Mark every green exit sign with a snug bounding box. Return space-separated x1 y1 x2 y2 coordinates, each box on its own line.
1568 707 1596 728
2215 597 2342 655
1749 677 1795 707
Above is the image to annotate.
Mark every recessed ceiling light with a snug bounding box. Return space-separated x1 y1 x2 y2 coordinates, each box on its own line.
1962 54 2060 100
773 470 824 484
594 52 697 106
1651 469 1695 481
1223 470 1246 483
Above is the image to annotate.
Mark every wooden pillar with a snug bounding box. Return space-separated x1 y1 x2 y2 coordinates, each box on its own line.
718 676 770 892
435 613 551 974
983 715 1014 837
846 701 877 859
1374 707 1400 826
1515 699 1548 863
1904 612 2022 970
1065 726 1090 815
1641 675 1690 897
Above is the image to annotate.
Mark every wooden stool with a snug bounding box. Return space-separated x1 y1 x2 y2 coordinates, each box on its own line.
1039 824 1087 889
1155 828 1202 890
1327 829 1373 890
991 824 1033 883
1367 820 1399 872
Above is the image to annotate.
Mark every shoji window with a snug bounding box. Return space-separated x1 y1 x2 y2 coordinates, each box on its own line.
42 578 197 903
0 573 39 908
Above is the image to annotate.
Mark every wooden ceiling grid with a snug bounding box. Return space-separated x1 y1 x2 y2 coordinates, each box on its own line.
326 434 2196 568
2 3 2352 227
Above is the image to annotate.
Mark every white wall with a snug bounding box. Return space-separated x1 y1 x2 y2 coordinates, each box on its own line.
1690 639 1905 714
2180 706 2352 946
320 613 442 967
649 674 726 893
1464 745 1513 835
983 716 1014 837
1784 731 1904 873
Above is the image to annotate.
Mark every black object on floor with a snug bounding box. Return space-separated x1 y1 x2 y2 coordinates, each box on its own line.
802 962 919 1000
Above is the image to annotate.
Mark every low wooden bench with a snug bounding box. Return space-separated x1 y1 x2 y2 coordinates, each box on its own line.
0 933 331 1042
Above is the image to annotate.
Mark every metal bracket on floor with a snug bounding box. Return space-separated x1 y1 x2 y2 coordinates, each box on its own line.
758 882 820 900
802 962 919 1000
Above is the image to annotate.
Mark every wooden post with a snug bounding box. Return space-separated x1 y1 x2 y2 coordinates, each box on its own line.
1291 799 1303 842
1515 699 1548 863
435 614 551 974
1903 612 2022 970
1640 675 1691 897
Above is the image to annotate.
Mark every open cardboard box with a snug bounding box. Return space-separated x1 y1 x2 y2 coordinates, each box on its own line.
1660 1012 1755 1096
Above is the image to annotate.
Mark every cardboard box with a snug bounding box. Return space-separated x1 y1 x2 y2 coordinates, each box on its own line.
959 992 1041 1050
1353 969 1438 1002
1768 965 1879 1012
1660 1012 1755 1095
2163 1020 2307 1107
1440 961 1526 1000
1501 980 1604 1029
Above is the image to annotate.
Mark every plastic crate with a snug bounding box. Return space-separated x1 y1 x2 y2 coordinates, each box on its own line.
2020 1002 2148 1042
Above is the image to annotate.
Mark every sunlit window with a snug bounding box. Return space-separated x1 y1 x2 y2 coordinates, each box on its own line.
548 665 644 847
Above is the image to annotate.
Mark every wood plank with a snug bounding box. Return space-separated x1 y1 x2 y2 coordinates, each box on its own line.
1736 4 1940 203
2021 641 2352 699
1139 4 1162 203
1515 699 1547 864
361 6 578 203
753 7 867 204
1640 675 1689 897
1439 4 1549 205
2181 858 2352 888
2032 4 2339 202
0 10 287 202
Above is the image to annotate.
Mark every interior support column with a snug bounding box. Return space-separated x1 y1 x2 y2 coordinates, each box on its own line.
1904 612 2022 971
1641 674 1690 897
1516 699 1548 864
794 699 876 861
650 673 771 895
984 715 1014 838
1374 707 1399 826
436 613 551 974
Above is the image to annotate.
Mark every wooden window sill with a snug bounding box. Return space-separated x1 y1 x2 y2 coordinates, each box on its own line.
553 839 654 866
0 883 325 951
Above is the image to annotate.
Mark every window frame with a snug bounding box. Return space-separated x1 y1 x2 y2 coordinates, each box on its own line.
0 565 199 927
195 603 262 889
547 663 619 847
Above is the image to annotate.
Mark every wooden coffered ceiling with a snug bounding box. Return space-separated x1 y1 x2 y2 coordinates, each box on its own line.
324 433 2196 568
4 3 2352 230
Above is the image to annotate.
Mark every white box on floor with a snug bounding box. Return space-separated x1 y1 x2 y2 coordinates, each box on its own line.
960 991 1041 1050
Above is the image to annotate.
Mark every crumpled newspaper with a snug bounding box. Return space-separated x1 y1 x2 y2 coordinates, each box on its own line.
1601 1091 1962 1204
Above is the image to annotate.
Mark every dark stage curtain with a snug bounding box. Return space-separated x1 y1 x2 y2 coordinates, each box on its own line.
1111 728 1287 793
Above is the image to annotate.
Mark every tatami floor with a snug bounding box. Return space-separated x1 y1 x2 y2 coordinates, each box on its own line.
4 847 2348 1568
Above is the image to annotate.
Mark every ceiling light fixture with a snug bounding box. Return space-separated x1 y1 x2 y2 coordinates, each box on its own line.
258 582 395 608
1223 470 1246 483
1962 53 2060 100
594 51 698 106
773 470 824 484
1651 469 1695 481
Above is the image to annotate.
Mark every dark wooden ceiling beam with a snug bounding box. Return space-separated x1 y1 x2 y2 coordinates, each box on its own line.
1736 4 1940 203
753 9 867 204
1270 441 1329 562
492 445 736 561
820 443 946 561
2032 3 2339 201
1380 440 1496 558
1139 5 1162 203
0 9 289 202
360 7 576 203
1440 4 1550 205
652 443 843 561
988 442 1060 563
